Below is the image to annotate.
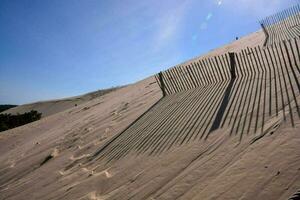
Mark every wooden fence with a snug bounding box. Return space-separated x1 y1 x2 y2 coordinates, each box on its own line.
155 38 300 96
260 4 300 46
89 38 300 162
154 54 232 95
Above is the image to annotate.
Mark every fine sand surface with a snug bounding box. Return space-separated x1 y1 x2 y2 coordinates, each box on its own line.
0 30 300 200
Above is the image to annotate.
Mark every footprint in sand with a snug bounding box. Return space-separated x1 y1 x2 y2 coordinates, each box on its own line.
40 148 60 166
9 161 15 168
51 148 59 157
70 154 90 161
79 191 107 200
81 167 112 178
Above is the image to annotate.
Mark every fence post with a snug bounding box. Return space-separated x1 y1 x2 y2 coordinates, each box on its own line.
158 72 167 97
229 52 237 79
261 23 269 46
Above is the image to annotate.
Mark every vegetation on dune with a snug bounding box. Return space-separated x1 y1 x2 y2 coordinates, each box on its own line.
0 110 42 132
0 105 18 113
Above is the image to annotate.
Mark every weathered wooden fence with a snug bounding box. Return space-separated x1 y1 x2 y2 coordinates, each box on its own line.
90 38 300 162
260 4 300 46
154 54 232 95
156 38 300 96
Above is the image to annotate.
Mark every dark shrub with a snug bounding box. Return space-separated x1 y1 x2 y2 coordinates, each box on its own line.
0 105 17 113
0 110 42 132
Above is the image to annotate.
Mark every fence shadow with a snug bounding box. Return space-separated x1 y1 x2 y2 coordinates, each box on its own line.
209 78 235 134
90 38 300 163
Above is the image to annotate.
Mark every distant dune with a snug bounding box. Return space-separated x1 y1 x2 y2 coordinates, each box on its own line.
1 87 120 118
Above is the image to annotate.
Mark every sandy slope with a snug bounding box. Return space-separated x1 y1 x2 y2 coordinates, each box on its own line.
0 30 300 200
1 88 119 118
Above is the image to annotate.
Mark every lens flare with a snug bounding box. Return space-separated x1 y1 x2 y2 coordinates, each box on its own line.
206 13 213 20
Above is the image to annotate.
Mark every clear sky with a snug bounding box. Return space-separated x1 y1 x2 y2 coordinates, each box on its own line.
0 0 298 105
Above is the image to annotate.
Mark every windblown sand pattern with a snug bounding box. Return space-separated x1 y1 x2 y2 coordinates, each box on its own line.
92 38 300 162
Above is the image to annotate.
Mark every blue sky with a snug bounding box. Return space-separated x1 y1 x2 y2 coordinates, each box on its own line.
0 0 298 104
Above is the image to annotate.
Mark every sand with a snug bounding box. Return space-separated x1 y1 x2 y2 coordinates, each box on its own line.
0 30 299 200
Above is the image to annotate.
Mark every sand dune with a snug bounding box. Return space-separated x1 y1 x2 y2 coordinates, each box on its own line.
0 30 299 200
1 88 119 118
